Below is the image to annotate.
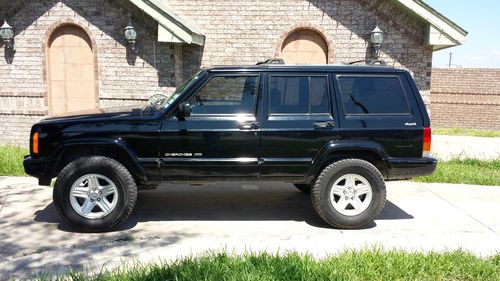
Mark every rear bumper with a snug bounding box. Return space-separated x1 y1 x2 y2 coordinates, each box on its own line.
23 155 52 185
387 157 437 180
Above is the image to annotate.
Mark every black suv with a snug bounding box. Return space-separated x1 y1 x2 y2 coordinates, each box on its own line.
24 62 437 232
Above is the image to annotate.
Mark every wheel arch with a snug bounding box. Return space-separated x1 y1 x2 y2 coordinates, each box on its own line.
52 138 148 187
305 140 390 184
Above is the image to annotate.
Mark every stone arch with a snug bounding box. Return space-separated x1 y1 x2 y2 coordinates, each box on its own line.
276 24 333 64
42 20 99 115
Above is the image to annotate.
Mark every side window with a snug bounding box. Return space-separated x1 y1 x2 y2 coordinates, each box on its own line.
189 76 258 115
337 75 410 115
269 75 330 114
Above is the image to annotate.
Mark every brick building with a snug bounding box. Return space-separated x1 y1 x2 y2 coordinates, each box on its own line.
431 68 500 130
0 0 466 145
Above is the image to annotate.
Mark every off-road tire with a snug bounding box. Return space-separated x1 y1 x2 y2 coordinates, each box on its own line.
311 159 386 229
53 156 137 232
293 184 311 194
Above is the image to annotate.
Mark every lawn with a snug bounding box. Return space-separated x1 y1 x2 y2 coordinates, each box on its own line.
40 250 500 281
0 145 28 176
413 158 500 186
434 128 500 138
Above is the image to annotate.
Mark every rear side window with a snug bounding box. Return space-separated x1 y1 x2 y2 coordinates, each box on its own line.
337 75 410 115
269 75 330 114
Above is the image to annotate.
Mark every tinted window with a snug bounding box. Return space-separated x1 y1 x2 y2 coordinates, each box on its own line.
338 76 410 114
189 76 258 115
269 76 329 114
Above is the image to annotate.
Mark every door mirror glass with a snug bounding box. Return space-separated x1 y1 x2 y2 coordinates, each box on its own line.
176 103 192 120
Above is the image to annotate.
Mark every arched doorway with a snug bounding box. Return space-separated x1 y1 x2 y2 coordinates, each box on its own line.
47 25 96 115
280 29 328 64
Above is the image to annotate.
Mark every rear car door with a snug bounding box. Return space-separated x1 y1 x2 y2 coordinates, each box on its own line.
333 72 423 158
159 73 261 180
259 72 340 181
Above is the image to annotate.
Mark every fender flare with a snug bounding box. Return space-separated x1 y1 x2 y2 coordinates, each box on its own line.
51 137 148 184
304 140 391 184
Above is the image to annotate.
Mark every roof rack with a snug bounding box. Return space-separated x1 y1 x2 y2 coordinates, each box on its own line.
345 59 387 66
256 58 285 65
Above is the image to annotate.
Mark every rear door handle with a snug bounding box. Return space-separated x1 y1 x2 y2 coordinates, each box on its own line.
239 122 260 130
313 121 334 129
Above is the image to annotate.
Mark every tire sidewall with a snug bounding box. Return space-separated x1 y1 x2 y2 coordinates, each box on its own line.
54 157 131 231
317 161 385 227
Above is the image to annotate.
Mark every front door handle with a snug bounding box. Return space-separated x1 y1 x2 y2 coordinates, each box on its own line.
239 121 260 130
313 121 334 129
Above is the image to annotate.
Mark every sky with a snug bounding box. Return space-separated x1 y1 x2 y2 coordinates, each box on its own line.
424 0 500 68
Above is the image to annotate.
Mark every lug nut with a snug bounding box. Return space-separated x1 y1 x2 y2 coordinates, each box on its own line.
90 199 94 202
97 198 100 201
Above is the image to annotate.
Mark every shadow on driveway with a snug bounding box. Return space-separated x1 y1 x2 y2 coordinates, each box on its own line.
34 183 413 232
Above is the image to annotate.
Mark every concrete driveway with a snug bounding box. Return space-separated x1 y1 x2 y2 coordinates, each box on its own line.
1 177 499 279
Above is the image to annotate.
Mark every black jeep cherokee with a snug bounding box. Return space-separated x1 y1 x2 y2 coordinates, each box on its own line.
23 62 437 232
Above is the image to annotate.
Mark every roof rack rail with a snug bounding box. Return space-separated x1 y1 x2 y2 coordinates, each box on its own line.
256 58 285 65
345 59 387 66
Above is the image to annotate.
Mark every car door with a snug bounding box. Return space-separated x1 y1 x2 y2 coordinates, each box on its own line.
259 72 340 181
333 72 423 158
159 73 262 180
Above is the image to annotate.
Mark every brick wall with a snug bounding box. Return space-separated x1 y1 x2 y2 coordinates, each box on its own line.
430 68 500 130
1 0 435 146
167 0 433 100
0 0 178 146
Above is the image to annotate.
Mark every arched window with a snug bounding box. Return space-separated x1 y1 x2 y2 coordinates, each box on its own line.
46 25 96 115
280 29 328 64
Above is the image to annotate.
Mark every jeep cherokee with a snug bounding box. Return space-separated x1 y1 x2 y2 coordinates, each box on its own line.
23 62 437 232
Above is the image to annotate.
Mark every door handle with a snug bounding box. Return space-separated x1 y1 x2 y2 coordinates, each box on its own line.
239 122 260 130
313 121 334 129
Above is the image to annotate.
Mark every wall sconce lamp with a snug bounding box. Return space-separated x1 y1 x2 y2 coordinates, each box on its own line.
0 20 15 51
124 17 138 54
370 26 384 59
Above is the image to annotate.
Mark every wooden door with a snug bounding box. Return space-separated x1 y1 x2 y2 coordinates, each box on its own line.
47 25 96 115
281 29 328 64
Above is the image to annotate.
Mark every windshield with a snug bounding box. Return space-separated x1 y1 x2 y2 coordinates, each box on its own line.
160 70 204 110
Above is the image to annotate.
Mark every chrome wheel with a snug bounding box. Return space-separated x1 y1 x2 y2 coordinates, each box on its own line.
329 173 373 216
69 174 118 219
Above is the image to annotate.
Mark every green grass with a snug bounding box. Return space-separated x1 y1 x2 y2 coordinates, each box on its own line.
434 128 500 138
414 158 500 186
0 145 28 176
37 250 500 281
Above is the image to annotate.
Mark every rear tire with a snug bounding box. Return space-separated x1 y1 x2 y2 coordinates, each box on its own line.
293 184 311 194
311 159 386 229
53 156 137 232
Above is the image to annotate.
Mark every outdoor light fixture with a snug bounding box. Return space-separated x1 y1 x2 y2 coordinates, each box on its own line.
370 26 384 58
0 20 15 51
124 17 138 53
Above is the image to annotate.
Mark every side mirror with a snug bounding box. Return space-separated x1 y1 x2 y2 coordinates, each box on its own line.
176 102 192 120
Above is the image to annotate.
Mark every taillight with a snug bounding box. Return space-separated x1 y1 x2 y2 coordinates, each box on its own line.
422 127 431 157
32 132 39 155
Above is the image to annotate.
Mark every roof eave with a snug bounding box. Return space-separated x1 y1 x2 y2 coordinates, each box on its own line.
129 0 205 45
394 0 468 51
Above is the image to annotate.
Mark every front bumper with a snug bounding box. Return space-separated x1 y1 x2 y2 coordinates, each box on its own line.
387 157 438 180
23 155 52 185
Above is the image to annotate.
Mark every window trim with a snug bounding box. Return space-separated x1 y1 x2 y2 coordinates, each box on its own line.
267 73 331 116
335 74 413 116
188 74 261 117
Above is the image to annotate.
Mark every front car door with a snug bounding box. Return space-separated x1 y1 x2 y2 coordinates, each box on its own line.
159 73 262 181
259 72 340 182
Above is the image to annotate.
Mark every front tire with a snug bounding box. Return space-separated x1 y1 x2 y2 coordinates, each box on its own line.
311 159 386 229
53 156 137 232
